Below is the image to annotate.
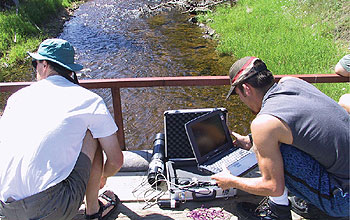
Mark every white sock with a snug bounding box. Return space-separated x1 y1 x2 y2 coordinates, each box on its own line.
269 187 289 206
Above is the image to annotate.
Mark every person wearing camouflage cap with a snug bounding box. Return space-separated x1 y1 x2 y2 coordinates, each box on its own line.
212 56 349 219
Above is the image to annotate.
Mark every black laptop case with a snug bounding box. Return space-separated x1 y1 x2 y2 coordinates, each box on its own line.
164 108 227 163
166 160 236 202
163 108 236 203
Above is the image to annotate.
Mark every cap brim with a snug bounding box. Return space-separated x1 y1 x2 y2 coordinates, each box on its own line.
28 52 46 60
225 85 236 100
27 52 83 72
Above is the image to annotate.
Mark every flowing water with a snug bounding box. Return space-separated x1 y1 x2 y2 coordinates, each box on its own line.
4 0 255 150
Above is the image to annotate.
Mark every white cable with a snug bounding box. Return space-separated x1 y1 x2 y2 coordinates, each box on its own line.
131 171 215 209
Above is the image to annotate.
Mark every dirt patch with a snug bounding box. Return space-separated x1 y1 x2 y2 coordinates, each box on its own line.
139 0 235 16
0 0 17 11
335 3 349 43
42 3 82 38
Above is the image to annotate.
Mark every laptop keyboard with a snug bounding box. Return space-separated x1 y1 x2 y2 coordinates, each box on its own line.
206 149 251 173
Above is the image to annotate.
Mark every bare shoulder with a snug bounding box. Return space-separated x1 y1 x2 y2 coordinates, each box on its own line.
251 114 281 128
251 114 293 145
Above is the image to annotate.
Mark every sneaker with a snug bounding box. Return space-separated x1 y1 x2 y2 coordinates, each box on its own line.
289 196 312 219
290 196 348 220
236 197 292 220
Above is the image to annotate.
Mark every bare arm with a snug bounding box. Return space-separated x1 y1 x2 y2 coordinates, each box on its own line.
212 115 293 197
98 133 124 178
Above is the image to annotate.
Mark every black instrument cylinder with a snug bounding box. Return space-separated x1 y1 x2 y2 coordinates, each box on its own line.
147 133 165 186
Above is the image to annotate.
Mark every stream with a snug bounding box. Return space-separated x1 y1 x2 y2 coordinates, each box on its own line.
4 0 255 150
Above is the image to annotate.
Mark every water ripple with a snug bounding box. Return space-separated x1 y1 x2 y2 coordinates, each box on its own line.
59 0 252 150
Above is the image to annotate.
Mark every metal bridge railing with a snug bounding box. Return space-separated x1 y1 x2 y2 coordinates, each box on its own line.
1 74 348 150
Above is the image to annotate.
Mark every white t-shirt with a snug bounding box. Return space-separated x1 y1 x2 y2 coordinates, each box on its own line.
0 75 118 201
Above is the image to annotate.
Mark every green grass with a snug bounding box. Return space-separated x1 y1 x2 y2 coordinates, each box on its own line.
0 0 83 81
198 0 349 101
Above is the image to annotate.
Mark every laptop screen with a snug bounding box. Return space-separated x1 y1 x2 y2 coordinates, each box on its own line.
191 114 226 157
186 110 234 164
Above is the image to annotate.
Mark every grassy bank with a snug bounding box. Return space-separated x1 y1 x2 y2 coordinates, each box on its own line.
0 0 83 82
198 0 349 100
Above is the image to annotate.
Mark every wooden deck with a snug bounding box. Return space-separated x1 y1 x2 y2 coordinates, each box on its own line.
72 171 308 220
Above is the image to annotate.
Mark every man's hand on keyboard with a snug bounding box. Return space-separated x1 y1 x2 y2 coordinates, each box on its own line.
231 131 252 150
211 164 234 190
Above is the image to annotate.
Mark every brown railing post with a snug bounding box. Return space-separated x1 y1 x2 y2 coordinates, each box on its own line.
111 87 125 150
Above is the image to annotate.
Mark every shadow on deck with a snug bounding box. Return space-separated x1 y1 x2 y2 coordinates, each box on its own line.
72 151 311 220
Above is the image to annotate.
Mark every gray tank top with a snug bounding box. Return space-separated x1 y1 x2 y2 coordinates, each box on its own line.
259 77 349 191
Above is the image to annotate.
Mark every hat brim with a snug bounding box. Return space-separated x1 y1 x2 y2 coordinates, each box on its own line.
226 84 237 100
28 52 83 72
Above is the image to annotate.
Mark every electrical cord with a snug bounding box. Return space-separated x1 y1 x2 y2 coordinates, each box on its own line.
132 172 168 209
131 172 218 209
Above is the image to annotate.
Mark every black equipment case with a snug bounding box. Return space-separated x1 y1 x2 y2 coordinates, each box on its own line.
164 108 227 162
163 108 237 204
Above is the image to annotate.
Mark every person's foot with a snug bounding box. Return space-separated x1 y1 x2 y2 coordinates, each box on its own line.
289 196 312 218
85 190 120 220
236 197 292 220
289 196 348 220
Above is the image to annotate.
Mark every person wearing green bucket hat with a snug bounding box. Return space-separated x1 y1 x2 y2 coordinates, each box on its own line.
212 57 349 219
28 38 83 84
0 38 123 220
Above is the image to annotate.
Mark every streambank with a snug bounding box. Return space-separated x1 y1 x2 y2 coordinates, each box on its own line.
0 0 225 83
194 0 349 101
0 0 86 82
0 0 86 114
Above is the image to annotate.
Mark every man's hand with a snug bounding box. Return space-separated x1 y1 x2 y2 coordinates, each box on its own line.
211 165 235 190
231 131 252 150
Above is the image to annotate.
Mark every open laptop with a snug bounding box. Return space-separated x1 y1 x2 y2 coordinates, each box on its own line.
185 110 257 176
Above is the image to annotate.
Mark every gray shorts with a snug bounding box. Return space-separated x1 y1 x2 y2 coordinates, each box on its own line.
0 153 91 220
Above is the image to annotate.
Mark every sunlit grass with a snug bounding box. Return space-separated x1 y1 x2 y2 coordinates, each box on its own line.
198 0 349 100
0 0 82 81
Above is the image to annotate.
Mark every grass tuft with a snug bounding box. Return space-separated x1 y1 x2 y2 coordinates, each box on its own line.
0 0 82 81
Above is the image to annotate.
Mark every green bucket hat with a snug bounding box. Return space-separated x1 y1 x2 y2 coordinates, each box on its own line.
28 38 83 72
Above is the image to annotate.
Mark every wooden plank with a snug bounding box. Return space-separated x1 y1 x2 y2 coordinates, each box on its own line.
0 81 32 93
1 74 349 93
275 74 350 83
1 74 348 152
